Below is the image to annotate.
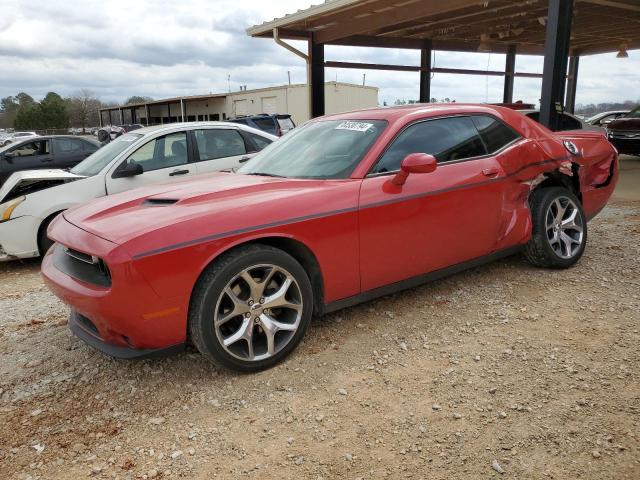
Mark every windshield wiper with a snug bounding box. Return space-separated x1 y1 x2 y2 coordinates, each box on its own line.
245 172 287 178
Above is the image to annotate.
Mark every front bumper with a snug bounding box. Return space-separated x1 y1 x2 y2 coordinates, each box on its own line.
607 135 640 155
41 217 190 355
69 310 184 359
0 215 40 261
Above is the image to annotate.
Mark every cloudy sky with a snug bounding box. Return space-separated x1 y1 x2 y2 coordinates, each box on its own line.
0 0 638 108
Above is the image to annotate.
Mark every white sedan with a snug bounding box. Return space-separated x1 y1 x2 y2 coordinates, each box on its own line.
0 122 276 261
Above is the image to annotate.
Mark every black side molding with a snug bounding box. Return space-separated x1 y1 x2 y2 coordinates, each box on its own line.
322 245 523 315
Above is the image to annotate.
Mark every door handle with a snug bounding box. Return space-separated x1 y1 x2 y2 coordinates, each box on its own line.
239 156 251 163
482 167 499 177
169 169 189 176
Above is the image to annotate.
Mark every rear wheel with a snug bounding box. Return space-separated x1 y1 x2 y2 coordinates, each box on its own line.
524 187 587 269
189 244 313 372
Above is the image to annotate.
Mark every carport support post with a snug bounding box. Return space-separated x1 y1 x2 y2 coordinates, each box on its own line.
180 99 185 122
108 110 113 126
145 104 150 125
540 0 574 130
118 108 123 125
419 40 432 103
503 45 516 103
565 55 579 114
99 111 103 128
309 33 325 118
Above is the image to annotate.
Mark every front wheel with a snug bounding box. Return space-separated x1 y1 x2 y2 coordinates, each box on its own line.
524 187 587 269
189 244 313 372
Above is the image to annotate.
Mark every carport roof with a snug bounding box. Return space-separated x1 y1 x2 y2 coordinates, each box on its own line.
247 0 640 56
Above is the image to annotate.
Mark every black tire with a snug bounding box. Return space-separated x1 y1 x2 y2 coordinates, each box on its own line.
188 244 314 372
38 213 61 256
523 186 587 269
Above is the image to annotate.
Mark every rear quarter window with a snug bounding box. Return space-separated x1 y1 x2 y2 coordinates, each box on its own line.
471 115 520 153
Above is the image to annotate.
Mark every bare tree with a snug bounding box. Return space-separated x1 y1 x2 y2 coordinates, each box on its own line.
67 89 102 133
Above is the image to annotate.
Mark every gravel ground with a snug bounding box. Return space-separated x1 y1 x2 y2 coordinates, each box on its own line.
1 158 639 480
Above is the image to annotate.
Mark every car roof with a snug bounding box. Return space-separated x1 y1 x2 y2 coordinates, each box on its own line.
128 121 272 136
317 103 541 124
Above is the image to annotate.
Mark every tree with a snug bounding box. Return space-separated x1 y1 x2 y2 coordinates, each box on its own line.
125 95 153 105
0 93 34 128
67 89 102 132
13 92 69 130
38 92 70 129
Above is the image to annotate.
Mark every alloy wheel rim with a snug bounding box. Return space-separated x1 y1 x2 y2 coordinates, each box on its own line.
214 264 303 362
545 196 584 259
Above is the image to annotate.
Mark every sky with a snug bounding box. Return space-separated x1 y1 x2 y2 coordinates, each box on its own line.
0 0 638 108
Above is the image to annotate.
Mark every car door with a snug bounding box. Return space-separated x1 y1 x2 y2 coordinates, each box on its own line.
51 138 91 168
191 128 254 174
1 139 53 177
358 115 512 292
105 131 195 195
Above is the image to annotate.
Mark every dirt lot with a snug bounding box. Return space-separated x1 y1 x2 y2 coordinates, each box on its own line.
1 157 639 480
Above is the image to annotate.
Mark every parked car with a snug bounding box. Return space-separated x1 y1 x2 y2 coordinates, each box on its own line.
0 122 276 261
605 105 640 155
117 124 144 133
586 110 629 127
0 135 100 187
519 110 603 132
40 105 618 371
0 131 38 147
229 114 295 136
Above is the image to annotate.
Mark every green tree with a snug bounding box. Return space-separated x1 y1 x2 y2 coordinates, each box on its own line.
14 103 40 130
0 93 33 128
125 95 153 105
39 92 70 129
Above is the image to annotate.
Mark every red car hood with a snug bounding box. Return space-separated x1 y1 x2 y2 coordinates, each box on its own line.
607 118 640 131
63 172 359 249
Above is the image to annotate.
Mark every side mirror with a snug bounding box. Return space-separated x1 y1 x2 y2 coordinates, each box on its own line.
113 161 143 178
391 153 437 186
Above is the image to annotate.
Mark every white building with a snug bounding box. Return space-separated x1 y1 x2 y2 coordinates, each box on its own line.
100 82 379 127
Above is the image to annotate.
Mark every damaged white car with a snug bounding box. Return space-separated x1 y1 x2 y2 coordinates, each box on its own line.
0 122 276 261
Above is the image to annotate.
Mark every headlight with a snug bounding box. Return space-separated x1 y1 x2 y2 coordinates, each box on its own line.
0 196 25 222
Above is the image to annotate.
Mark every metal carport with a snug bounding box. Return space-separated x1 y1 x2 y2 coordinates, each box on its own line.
247 0 640 130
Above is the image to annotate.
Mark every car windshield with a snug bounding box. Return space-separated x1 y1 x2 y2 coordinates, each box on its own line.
238 119 387 179
624 106 640 119
70 133 143 177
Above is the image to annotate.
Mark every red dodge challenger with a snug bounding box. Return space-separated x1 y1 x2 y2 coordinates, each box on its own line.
42 104 618 371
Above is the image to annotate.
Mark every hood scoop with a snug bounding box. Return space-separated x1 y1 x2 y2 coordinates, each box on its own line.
143 198 179 206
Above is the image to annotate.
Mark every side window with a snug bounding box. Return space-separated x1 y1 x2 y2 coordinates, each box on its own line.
10 140 49 157
471 116 520 154
125 132 188 172
372 117 486 173
559 114 582 131
194 129 247 161
246 132 273 151
53 138 83 153
253 117 277 133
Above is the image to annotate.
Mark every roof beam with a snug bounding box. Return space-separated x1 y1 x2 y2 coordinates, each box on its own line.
577 0 640 13
314 0 480 44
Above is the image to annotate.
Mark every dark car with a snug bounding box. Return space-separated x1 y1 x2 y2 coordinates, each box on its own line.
229 114 295 136
606 106 640 155
0 135 100 186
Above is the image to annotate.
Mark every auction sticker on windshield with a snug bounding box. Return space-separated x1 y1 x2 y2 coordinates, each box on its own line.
335 121 374 132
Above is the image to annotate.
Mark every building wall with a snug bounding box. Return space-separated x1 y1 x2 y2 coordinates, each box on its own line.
101 82 379 127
